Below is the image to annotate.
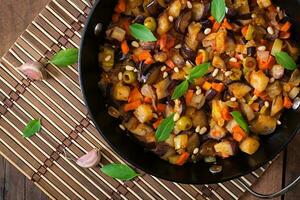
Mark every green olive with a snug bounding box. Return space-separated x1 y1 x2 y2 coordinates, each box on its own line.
176 116 193 131
243 57 257 69
144 17 157 32
122 70 136 84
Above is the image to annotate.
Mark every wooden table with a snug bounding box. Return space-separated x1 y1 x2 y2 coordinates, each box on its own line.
0 1 299 199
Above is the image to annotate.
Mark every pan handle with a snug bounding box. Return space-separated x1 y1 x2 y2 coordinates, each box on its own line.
237 176 300 199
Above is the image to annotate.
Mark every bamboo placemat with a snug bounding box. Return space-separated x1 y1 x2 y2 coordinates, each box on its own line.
0 0 274 199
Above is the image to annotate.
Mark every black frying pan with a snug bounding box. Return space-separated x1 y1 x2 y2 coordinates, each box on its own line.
79 0 300 188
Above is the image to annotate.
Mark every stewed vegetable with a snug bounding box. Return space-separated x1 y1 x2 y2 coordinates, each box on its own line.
98 0 299 166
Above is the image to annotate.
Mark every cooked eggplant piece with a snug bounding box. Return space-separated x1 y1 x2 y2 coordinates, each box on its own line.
167 0 181 17
187 133 201 153
144 0 163 16
214 139 238 157
190 93 205 109
174 134 188 150
154 52 168 62
289 69 300 86
191 1 210 21
266 81 282 99
270 95 284 116
239 137 260 155
170 49 185 67
200 19 213 29
250 70 269 93
185 107 208 128
240 103 255 121
139 41 156 50
228 82 252 99
180 43 196 60
212 100 228 127
113 82 131 101
209 124 227 140
271 64 284 80
199 140 218 157
152 142 171 156
250 115 277 135
131 123 154 136
154 78 171 99
185 22 201 51
157 12 171 35
134 104 153 123
205 89 218 101
107 26 126 42
175 10 192 33
161 148 177 160
141 63 161 84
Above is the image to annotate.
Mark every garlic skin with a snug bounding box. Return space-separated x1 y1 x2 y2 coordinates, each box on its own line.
76 148 101 168
18 61 47 81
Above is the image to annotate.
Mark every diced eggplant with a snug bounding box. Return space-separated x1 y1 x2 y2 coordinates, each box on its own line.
113 82 130 101
152 142 171 156
187 133 201 153
271 64 284 79
228 82 252 99
270 95 284 116
191 1 210 21
154 78 171 99
170 49 185 67
212 100 227 127
250 70 269 93
214 139 237 157
134 104 153 123
250 115 277 135
107 26 126 42
180 44 196 61
157 12 171 35
190 93 205 109
240 103 255 121
131 123 153 136
167 0 181 17
185 22 201 51
199 140 218 157
205 89 218 101
225 119 239 134
289 69 300 86
212 55 226 70
239 137 260 155
174 134 188 150
266 81 282 99
141 63 161 84
144 0 163 16
185 107 208 128
175 10 192 33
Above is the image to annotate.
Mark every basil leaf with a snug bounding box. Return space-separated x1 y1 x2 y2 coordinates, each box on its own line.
275 51 297 70
155 113 175 142
230 111 249 133
187 62 210 82
172 79 189 100
22 119 41 138
129 23 157 42
49 48 78 67
101 163 139 180
211 0 226 23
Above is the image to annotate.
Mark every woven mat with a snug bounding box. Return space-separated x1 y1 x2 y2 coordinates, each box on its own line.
0 0 274 199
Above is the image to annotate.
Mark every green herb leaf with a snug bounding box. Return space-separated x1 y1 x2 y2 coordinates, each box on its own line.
187 62 210 82
22 119 41 138
49 48 78 67
155 113 175 142
211 0 226 23
230 111 249 133
101 163 139 180
129 23 157 42
275 51 297 70
172 79 189 100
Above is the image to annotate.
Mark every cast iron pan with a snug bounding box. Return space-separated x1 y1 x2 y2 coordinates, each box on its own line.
79 0 300 185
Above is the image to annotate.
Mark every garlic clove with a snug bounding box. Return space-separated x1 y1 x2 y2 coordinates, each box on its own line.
76 148 101 168
18 61 47 81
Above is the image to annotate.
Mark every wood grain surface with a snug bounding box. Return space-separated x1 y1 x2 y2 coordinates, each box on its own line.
0 0 299 200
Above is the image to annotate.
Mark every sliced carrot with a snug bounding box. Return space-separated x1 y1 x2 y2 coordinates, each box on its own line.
165 59 176 69
221 108 232 121
211 130 222 138
138 51 152 61
157 103 166 113
195 53 204 65
143 97 152 104
209 16 215 22
212 21 221 32
128 88 143 103
124 100 142 112
250 103 260 112
229 61 241 68
114 0 126 13
283 96 293 109
254 90 269 101
132 55 139 63
232 126 247 142
121 40 129 55
202 81 212 90
258 55 275 70
223 18 233 30
153 117 163 129
176 152 190 166
112 13 120 23
185 90 194 105
241 25 248 37
281 21 292 32
158 34 167 50
211 82 224 92
123 19 130 34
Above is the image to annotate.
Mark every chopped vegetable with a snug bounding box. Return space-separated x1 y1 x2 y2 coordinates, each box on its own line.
239 137 260 155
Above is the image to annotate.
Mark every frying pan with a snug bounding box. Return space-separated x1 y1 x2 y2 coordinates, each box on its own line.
79 0 300 198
